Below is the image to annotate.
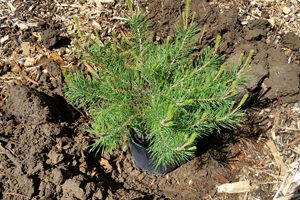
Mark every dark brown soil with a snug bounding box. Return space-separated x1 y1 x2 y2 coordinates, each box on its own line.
0 0 300 200
0 84 241 200
148 0 300 104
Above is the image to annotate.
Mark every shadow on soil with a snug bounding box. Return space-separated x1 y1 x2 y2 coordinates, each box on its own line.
195 108 265 165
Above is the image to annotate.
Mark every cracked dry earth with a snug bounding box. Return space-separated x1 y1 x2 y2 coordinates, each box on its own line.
0 0 300 199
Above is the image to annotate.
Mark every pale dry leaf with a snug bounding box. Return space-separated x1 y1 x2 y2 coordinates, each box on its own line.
27 22 39 27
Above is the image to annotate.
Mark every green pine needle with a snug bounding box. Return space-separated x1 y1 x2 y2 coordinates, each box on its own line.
64 12 251 169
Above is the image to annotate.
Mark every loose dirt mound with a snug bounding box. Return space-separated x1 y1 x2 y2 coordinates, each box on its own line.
0 85 104 199
5 85 62 123
0 84 238 199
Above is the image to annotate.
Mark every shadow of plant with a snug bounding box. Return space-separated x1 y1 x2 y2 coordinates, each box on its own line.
194 108 264 165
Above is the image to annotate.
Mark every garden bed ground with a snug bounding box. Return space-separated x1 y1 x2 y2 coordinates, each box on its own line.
0 0 300 199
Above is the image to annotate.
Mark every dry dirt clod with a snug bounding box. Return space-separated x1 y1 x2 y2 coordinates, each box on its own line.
0 143 22 170
47 149 64 165
4 85 60 123
282 32 300 51
62 178 85 199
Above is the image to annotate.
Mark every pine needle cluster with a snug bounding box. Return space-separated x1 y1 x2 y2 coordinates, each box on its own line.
64 10 252 169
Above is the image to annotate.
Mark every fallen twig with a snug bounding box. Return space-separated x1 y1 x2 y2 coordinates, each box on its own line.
285 135 300 150
22 74 39 85
274 123 300 132
0 143 22 169
0 76 21 80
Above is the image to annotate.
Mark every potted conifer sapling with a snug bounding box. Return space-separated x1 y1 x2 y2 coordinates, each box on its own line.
64 5 252 173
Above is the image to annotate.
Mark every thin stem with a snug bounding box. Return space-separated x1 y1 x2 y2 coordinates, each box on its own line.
170 59 212 90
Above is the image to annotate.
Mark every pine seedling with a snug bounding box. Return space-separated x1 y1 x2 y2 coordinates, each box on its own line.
64 6 252 169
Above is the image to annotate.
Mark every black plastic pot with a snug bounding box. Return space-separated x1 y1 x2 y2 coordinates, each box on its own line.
128 134 175 174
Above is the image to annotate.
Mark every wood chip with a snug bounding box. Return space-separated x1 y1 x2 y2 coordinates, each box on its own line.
17 22 28 30
266 140 288 175
27 22 39 27
268 18 276 27
0 35 9 44
282 6 291 15
21 42 31 56
98 0 115 3
24 57 35 67
79 161 87 169
11 65 21 73
92 20 101 29
217 181 251 193
7 2 16 12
